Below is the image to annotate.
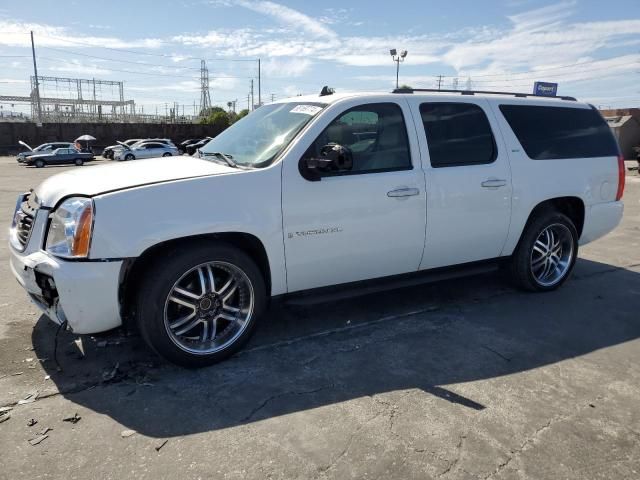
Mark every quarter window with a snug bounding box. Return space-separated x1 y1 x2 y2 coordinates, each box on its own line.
499 105 619 160
305 102 412 175
420 103 497 168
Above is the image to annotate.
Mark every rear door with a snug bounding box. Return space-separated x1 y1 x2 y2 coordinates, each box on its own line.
408 97 512 269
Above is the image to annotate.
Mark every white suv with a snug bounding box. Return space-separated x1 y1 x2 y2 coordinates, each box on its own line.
9 89 625 367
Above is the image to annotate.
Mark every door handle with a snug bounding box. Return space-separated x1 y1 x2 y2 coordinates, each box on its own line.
387 187 420 197
481 179 507 188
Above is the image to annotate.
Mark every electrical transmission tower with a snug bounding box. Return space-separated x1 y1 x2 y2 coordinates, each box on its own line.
200 60 212 115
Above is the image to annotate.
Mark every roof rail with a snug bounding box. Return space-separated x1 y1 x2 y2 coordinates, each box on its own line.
391 87 576 102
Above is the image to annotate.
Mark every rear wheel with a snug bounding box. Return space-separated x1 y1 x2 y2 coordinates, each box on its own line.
136 242 266 367
162 152 172 157
74 158 84 166
34 159 45 168
509 210 578 291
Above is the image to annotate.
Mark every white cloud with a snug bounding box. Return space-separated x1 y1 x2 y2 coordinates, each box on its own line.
232 0 336 38
262 57 312 77
0 20 163 49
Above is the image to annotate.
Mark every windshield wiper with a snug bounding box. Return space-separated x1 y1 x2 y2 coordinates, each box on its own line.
201 151 238 168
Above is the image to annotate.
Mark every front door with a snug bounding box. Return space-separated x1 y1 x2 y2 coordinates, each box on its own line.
408 98 512 269
282 98 427 292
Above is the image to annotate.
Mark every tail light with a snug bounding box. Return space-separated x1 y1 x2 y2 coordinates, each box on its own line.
616 154 625 201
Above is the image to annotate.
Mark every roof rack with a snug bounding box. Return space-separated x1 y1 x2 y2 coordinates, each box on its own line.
391 87 576 102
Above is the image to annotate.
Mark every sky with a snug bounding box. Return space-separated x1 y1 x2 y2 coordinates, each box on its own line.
0 0 638 116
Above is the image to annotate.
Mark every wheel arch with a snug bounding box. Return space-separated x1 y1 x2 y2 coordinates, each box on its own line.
118 232 272 330
515 196 585 250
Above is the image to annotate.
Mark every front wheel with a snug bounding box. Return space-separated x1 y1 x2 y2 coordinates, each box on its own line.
136 242 266 367
74 158 84 166
162 152 172 157
509 210 578 292
34 159 45 168
124 154 134 161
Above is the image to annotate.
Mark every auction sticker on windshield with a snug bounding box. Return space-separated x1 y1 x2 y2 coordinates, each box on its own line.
290 105 323 115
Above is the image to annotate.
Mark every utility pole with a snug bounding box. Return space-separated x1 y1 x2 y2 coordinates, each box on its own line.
436 75 444 90
270 93 276 102
389 49 408 89
257 58 261 108
199 60 212 115
452 77 459 90
250 79 254 111
247 94 250 111
30 31 42 124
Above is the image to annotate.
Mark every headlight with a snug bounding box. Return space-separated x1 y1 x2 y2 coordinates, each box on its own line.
46 197 94 258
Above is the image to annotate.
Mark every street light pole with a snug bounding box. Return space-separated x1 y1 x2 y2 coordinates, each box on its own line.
389 49 408 89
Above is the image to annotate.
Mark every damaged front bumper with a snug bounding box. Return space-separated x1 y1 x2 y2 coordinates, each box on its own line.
10 248 123 334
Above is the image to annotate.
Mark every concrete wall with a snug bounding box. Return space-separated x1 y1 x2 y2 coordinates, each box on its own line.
0 122 225 155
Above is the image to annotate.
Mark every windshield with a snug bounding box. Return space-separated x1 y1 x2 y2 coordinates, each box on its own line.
200 102 326 168
34 144 50 152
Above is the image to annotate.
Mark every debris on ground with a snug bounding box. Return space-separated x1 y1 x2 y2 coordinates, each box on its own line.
0 372 23 380
0 406 13 414
25 357 33 362
121 429 136 438
155 439 168 452
102 363 120 382
96 340 108 348
28 434 48 446
17 391 39 405
29 427 52 446
0 412 10 424
27 418 38 427
74 338 85 358
62 413 81 424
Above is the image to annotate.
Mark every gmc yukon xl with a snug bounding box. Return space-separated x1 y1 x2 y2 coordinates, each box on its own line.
9 89 625 367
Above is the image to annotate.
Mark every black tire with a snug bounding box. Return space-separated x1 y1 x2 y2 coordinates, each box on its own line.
162 152 171 157
74 158 84 166
509 209 578 292
136 241 267 367
34 159 45 168
125 154 135 161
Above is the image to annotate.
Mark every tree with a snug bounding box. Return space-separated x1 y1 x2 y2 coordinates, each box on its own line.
236 109 249 120
201 111 230 130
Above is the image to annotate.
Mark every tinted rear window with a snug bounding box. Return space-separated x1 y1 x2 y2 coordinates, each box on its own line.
420 102 497 167
499 105 618 160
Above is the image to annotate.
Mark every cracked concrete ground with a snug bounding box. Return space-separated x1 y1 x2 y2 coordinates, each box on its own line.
1 156 639 479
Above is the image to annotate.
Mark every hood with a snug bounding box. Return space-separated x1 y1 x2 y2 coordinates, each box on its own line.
18 140 33 151
35 156 237 207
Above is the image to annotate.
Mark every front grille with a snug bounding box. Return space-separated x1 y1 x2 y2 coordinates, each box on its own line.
15 211 34 248
13 191 37 249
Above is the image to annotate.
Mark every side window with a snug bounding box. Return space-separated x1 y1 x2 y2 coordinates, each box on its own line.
420 103 497 168
305 102 412 175
499 105 619 160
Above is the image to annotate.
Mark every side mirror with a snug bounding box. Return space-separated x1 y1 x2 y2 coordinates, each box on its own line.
299 143 353 182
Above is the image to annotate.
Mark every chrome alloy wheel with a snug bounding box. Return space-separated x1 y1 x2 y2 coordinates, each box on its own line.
163 261 254 355
530 223 575 287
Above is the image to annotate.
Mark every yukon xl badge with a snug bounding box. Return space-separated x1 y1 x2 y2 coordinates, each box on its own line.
288 227 343 239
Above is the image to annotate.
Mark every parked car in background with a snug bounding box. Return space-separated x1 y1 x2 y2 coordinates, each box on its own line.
8 89 625 367
17 141 76 163
113 141 179 161
24 147 93 168
102 139 143 159
185 137 212 156
107 138 174 160
178 139 201 154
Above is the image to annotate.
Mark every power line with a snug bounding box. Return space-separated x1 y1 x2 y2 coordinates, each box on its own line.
37 33 258 62
40 46 202 71
35 55 254 80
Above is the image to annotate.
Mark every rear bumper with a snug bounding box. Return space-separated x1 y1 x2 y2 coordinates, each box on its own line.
580 201 624 245
9 248 123 334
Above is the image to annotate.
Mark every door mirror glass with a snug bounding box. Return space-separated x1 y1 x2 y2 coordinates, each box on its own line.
299 143 353 181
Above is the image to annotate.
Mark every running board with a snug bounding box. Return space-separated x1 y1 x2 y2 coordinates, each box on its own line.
277 260 501 307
